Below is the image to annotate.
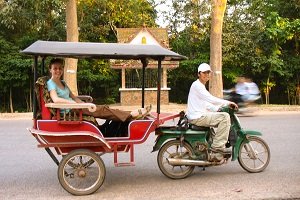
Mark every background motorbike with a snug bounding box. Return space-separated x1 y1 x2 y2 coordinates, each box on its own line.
223 89 261 114
153 106 270 179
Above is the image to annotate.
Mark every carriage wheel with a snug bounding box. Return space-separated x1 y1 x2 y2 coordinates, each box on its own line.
238 136 270 173
157 140 195 179
58 149 106 195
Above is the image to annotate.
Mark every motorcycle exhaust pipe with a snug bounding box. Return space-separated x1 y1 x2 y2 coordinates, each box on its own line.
167 158 212 166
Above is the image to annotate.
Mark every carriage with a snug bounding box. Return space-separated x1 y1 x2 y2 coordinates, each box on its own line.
22 41 187 195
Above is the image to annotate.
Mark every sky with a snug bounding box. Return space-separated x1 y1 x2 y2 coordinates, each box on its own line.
153 0 187 31
153 0 173 28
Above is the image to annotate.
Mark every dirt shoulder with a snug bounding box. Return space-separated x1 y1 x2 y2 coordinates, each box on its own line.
1 104 300 120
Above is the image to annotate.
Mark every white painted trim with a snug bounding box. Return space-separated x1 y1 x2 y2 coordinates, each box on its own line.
119 88 171 91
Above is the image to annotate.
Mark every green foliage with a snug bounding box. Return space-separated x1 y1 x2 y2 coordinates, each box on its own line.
0 0 157 111
0 36 32 112
0 37 32 86
169 57 209 103
75 0 157 103
0 0 66 41
77 59 119 104
77 0 157 42
166 0 300 105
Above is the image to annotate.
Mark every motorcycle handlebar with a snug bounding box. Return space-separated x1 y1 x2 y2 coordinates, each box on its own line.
219 105 238 114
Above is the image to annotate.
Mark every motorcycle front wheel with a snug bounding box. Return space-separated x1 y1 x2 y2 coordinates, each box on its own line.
157 140 195 179
238 136 270 173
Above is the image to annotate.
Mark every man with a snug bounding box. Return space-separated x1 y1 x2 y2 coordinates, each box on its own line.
231 75 247 105
244 77 261 102
186 63 237 154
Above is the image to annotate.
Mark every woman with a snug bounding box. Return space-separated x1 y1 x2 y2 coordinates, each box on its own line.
47 58 151 122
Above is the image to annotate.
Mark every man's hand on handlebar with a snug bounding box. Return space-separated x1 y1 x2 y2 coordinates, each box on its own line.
229 102 238 110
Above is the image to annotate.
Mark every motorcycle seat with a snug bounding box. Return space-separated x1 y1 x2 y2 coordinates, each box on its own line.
189 124 210 131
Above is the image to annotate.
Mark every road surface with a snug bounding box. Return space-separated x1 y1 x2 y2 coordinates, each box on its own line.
0 112 299 200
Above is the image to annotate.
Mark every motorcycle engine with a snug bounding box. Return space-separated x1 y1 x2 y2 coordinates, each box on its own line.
193 142 208 160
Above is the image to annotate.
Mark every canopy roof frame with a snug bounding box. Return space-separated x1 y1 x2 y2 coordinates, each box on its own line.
21 40 186 61
21 40 187 119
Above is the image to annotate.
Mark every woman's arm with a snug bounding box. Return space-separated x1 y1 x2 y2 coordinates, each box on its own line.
63 81 83 103
69 92 83 103
49 89 76 103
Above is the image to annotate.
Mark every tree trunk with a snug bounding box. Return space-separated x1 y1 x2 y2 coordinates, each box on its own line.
9 86 14 113
29 81 32 112
297 83 300 105
265 78 270 104
64 0 79 95
287 88 290 105
209 0 227 98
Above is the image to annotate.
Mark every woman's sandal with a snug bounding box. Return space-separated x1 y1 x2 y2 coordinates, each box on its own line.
134 109 143 120
135 105 152 120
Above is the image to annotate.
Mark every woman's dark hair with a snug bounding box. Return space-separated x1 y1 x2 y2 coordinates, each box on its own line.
49 58 64 69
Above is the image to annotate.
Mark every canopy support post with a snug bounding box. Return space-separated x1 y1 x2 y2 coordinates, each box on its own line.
42 57 46 75
141 58 148 108
157 58 163 115
33 56 38 121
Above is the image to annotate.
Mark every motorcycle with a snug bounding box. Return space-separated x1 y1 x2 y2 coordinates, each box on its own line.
153 106 270 179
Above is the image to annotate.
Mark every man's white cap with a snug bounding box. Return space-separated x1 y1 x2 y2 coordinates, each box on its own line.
198 63 212 73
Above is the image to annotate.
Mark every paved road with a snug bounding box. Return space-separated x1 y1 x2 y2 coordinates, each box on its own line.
0 112 300 200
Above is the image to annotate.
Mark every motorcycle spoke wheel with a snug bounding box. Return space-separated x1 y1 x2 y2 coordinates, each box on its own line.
238 136 270 173
157 140 194 179
58 149 106 195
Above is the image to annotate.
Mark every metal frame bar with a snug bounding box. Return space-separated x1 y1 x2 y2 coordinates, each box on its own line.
113 143 135 167
33 56 38 121
141 58 148 108
45 148 59 166
157 58 162 115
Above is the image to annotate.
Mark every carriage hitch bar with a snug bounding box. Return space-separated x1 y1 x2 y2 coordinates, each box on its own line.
45 148 59 166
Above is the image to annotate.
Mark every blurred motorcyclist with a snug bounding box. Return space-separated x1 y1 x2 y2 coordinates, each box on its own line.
224 76 261 108
243 78 261 102
234 76 247 105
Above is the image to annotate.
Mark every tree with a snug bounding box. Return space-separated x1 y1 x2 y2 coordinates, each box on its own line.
162 0 228 98
222 0 299 105
1 0 298 111
75 0 157 103
0 37 32 112
166 0 300 105
0 0 159 111
0 0 66 112
262 11 300 104
209 0 227 97
64 0 79 95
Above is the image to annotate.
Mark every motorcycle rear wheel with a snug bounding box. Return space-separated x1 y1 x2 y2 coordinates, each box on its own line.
238 136 270 173
157 140 195 179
